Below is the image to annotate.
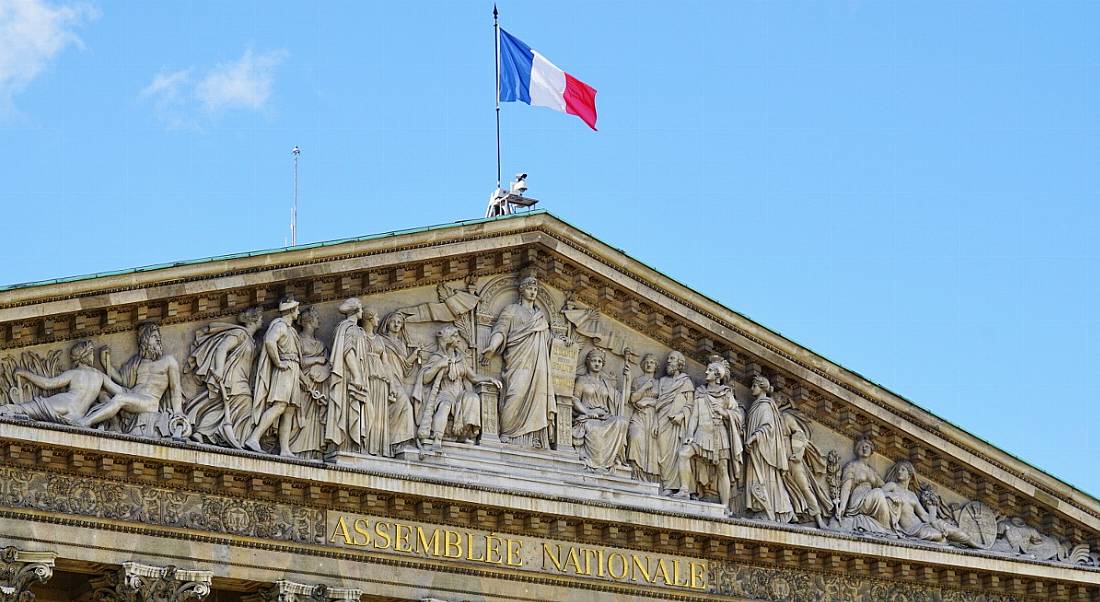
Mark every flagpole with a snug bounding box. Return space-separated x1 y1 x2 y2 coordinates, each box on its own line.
493 4 502 191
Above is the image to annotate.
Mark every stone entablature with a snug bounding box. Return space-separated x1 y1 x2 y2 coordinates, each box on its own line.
0 212 1098 601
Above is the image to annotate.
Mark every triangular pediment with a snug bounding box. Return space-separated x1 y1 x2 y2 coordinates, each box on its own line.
1 211 1097 600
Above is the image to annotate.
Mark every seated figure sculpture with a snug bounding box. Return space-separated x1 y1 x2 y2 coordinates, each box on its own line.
833 436 893 533
0 341 107 424
414 326 500 449
572 349 630 471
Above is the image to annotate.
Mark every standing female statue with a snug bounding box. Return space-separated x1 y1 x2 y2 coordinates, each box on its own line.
626 353 660 482
833 436 893 533
480 276 555 448
673 359 743 513
289 306 330 459
378 311 419 453
745 375 794 521
572 349 630 470
326 298 369 454
360 307 395 456
654 351 695 492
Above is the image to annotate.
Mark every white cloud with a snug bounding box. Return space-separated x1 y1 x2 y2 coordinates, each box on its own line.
0 0 99 113
196 48 285 112
139 48 286 128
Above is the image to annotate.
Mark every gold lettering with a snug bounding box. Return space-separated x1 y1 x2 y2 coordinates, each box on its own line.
595 548 605 577
352 518 371 547
582 548 599 577
486 535 504 564
607 553 628 580
444 530 463 558
542 543 565 572
566 547 584 574
673 558 688 587
416 527 442 556
631 554 652 583
467 532 486 562
506 539 524 567
374 521 392 550
655 558 674 585
690 562 706 590
395 524 413 553
329 515 353 545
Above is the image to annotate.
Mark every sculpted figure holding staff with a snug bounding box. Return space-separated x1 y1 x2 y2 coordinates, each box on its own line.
480 276 556 448
415 325 499 449
244 296 303 456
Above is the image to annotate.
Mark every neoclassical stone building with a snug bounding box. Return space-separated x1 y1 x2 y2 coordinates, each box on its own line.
0 211 1097 601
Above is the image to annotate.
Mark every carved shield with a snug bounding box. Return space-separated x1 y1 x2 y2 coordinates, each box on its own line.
956 501 999 549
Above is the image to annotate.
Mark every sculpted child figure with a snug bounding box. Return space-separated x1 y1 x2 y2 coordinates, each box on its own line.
0 341 107 424
82 323 186 438
245 296 303 456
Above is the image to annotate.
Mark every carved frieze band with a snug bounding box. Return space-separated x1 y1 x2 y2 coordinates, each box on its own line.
0 466 325 545
0 546 56 602
0 268 1095 571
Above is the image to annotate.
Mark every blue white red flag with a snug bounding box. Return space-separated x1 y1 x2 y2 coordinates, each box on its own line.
498 28 598 131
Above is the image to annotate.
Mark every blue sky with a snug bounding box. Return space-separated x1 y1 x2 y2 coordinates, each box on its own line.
1 1 1097 495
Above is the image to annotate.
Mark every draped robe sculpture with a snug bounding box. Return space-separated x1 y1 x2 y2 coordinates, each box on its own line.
571 349 629 470
780 398 833 528
481 276 556 448
379 311 419 453
414 326 499 449
625 354 660 482
654 351 695 492
289 307 330 458
184 307 263 448
745 375 794 521
326 298 369 454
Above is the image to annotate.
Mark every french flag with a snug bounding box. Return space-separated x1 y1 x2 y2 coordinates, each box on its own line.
498 28 598 131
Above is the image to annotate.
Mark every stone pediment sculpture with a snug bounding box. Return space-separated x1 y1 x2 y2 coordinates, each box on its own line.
0 212 1097 601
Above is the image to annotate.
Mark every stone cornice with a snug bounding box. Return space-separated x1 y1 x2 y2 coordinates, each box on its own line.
1 421 1097 598
0 212 1095 552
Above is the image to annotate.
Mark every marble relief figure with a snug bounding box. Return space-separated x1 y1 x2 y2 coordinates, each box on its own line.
289 307 330 458
745 375 794 522
625 353 661 482
0 341 107 425
85 323 187 439
780 395 833 529
673 359 743 513
654 351 695 492
571 349 630 471
481 276 556 448
184 307 264 448
379 311 419 453
834 436 892 533
414 326 499 449
359 307 396 457
325 298 369 454
245 296 303 456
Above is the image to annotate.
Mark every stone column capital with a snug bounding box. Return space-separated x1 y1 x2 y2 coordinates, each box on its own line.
90 562 213 602
0 546 57 602
246 580 362 602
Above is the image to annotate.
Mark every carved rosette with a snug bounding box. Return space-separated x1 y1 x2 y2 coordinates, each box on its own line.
248 581 362 602
0 547 56 602
90 562 212 602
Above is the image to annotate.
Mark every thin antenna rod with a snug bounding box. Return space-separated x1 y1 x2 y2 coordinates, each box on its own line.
494 5 502 191
291 145 300 245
